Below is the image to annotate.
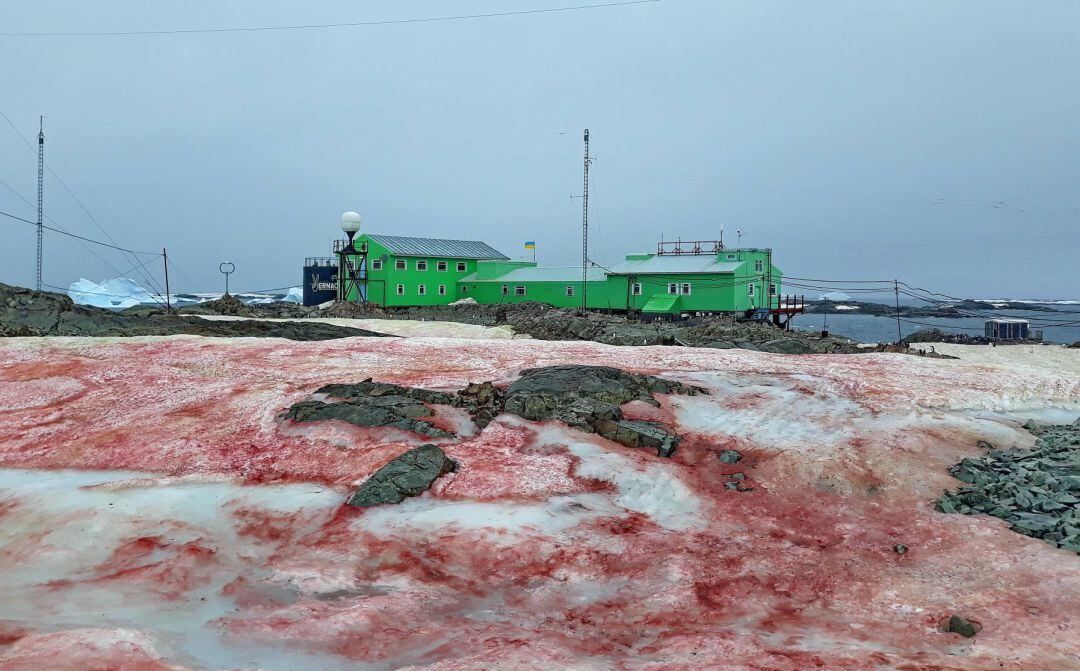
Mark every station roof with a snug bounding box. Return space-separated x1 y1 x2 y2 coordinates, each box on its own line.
460 266 608 283
609 254 744 275
366 234 508 260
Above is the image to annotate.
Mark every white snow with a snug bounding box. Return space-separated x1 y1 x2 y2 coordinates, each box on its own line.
68 277 154 309
834 304 858 311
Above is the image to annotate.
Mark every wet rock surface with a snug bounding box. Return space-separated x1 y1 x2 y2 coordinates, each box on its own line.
317 378 455 405
502 365 705 456
937 420 1080 553
346 444 456 507
283 396 453 438
1 283 386 341
294 365 701 457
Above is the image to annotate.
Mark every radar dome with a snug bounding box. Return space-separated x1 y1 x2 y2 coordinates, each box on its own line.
340 211 362 233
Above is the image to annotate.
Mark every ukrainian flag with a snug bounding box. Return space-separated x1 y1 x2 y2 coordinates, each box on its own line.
524 241 536 250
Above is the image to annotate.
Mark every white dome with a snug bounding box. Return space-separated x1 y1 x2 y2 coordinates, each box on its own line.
340 211 362 233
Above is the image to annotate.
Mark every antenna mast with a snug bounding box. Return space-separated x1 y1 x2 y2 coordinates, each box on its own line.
36 117 44 291
581 128 590 312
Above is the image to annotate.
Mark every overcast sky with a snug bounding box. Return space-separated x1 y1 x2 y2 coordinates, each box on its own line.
1 0 1077 299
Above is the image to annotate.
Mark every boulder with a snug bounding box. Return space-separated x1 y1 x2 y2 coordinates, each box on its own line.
502 365 703 456
347 444 456 507
282 396 453 438
317 378 454 405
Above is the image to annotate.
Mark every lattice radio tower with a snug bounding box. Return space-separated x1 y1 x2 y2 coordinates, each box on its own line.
36 117 44 291
581 129 591 312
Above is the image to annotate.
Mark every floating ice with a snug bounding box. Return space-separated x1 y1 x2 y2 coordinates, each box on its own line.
819 291 853 301
283 286 303 303
68 277 154 309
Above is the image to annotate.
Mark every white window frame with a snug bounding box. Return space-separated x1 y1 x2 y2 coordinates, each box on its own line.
396 284 405 295
748 283 755 297
501 285 509 296
565 286 574 297
461 285 469 294
754 260 764 273
457 261 467 272
515 286 526 296
438 284 447 296
437 261 448 272
681 283 692 295
769 283 777 296
726 253 737 260
395 259 406 271
416 260 428 271
668 283 678 295
632 283 642 296
418 284 426 296
372 259 383 270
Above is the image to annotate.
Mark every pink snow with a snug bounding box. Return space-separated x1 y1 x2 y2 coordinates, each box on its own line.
0 334 1078 670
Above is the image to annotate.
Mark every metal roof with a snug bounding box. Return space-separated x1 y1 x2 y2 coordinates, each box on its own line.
366 234 508 260
460 266 608 283
608 254 743 275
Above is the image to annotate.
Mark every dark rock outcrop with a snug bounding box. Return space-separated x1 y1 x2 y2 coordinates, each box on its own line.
347 444 456 507
317 378 454 405
453 381 505 430
937 421 1080 553
283 395 453 438
501 365 705 456
1 283 387 341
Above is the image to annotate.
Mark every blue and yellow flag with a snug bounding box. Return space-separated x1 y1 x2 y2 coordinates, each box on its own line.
524 241 536 250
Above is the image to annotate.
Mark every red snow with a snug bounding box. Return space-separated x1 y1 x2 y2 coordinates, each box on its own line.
0 335 1079 670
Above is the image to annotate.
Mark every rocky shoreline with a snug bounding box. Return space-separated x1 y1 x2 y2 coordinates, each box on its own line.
807 299 1059 317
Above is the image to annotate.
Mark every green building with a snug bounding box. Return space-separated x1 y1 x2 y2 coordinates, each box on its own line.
338 234 785 317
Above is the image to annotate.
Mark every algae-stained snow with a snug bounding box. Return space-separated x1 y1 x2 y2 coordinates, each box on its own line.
0 332 1079 670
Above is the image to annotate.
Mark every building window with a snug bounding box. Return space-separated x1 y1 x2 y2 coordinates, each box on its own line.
457 261 467 272
668 283 691 295
515 286 526 296
632 283 642 296
437 261 448 272
395 259 406 271
754 260 764 273
396 284 405 295
668 283 678 295
769 283 777 296
372 259 383 270
438 284 447 296
461 285 469 294
727 254 737 260
681 283 692 295
418 284 426 295
417 260 428 271
565 286 574 297
748 283 755 297
501 285 509 295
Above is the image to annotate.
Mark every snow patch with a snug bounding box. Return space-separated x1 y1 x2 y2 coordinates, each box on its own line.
68 277 153 309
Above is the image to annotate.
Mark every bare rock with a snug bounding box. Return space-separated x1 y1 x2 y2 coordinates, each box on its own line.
347 444 456 507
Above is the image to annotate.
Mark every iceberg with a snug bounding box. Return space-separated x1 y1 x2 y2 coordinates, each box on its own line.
283 286 303 303
819 291 853 301
68 277 155 309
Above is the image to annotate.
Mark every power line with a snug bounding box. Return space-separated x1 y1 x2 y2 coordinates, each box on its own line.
0 208 161 255
0 0 662 37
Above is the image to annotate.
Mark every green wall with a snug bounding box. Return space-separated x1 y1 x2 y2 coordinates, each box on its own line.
340 238 783 316
345 235 485 306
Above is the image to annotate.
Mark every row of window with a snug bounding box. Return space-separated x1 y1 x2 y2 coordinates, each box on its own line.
395 284 450 296
373 259 468 272
390 281 777 299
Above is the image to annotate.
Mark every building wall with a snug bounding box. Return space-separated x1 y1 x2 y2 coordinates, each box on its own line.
458 278 622 309
621 274 737 312
347 235 484 306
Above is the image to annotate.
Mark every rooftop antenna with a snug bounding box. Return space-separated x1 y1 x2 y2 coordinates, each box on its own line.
719 226 724 250
36 117 44 291
737 229 742 246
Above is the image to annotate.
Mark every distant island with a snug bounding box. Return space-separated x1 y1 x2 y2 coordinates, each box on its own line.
805 299 1058 318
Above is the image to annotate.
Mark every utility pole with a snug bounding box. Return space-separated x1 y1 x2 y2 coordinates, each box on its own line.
894 279 902 343
581 129 590 312
163 248 172 314
36 117 44 291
